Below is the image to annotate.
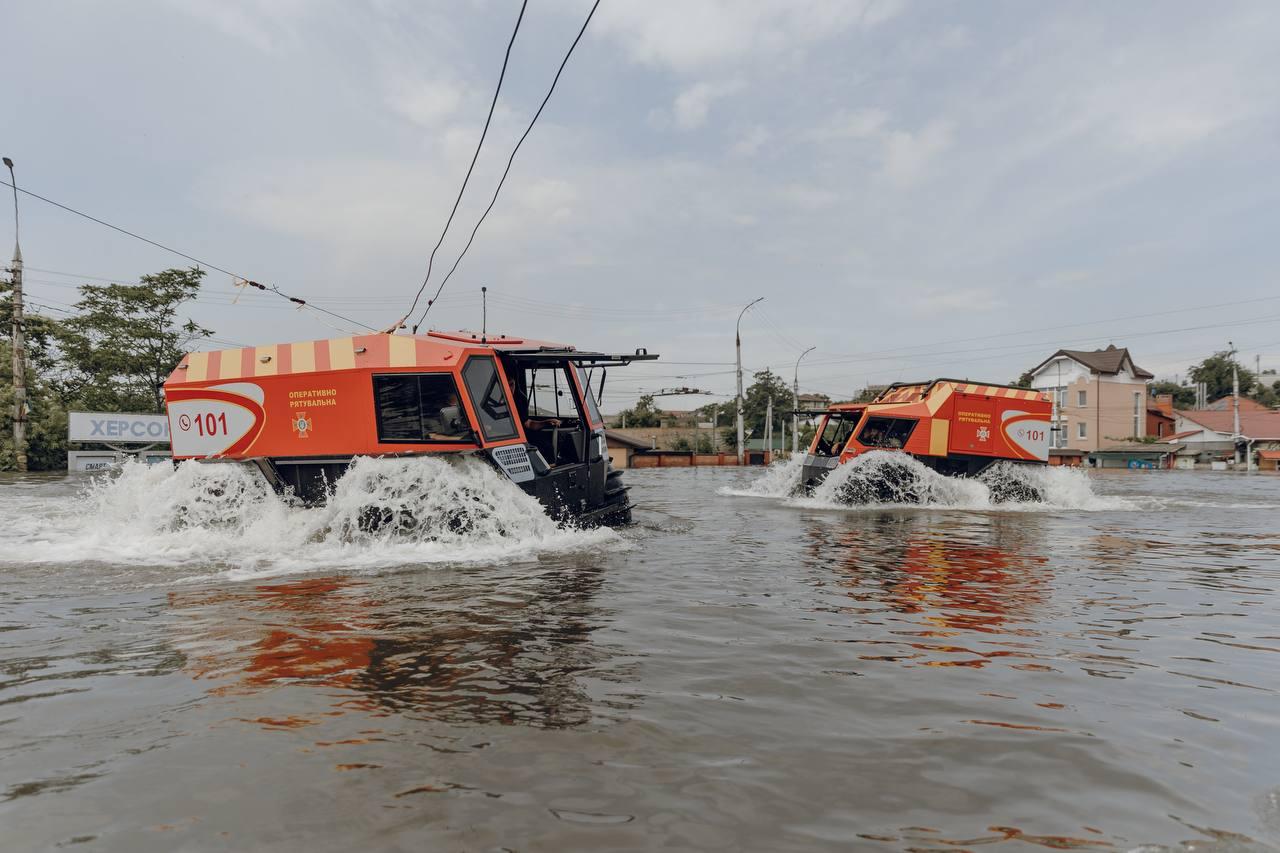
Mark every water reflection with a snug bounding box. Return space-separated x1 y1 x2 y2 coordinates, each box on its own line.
805 514 1051 660
170 564 622 729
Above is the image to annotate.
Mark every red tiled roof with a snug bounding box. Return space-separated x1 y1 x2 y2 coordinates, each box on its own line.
1259 450 1280 461
1203 396 1271 412
1161 429 1202 442
1176 409 1280 439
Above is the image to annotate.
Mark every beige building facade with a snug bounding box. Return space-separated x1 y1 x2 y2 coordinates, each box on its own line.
1027 346 1153 453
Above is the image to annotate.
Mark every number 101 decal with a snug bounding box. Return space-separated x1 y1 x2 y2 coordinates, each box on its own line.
167 382 266 458
1002 410 1051 462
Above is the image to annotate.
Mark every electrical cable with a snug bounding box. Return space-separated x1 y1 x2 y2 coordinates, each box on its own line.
0 178 374 332
412 0 602 333
399 0 528 330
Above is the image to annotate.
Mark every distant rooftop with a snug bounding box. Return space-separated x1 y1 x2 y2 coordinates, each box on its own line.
1031 344 1153 379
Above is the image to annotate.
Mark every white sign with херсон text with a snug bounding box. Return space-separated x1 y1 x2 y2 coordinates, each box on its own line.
68 412 171 444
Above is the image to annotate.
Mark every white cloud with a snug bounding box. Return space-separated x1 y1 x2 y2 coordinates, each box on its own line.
880 120 954 187
909 287 1005 314
729 125 770 157
384 76 465 127
809 108 889 142
165 0 314 51
777 184 840 209
671 80 743 130
593 0 903 72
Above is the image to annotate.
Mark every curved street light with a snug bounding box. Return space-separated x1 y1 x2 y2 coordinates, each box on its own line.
735 297 764 465
793 345 816 453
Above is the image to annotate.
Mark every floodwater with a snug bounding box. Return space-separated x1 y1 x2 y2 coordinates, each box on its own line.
2 458 1279 852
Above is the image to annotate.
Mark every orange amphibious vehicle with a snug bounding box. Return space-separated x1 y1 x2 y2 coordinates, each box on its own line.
800 379 1053 495
163 330 656 525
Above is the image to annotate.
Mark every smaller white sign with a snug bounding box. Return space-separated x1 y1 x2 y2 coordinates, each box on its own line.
69 412 170 444
67 450 173 472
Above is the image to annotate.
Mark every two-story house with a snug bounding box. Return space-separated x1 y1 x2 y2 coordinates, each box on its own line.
1025 345 1153 453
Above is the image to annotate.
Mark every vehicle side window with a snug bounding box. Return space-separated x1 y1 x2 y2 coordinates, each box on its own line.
374 374 473 443
462 356 519 442
522 367 581 421
816 413 858 455
574 365 603 425
858 416 917 448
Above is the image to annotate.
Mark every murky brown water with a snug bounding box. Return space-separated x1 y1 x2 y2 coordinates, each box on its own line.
2 466 1279 851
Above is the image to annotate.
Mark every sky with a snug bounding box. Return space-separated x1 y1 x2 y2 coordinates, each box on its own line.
3 0 1279 411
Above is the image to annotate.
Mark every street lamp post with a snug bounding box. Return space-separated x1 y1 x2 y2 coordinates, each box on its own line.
4 157 25 473
793 345 816 453
735 297 764 465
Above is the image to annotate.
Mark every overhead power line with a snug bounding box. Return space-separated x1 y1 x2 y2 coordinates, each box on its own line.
398 0 529 330
412 0 603 333
0 178 375 332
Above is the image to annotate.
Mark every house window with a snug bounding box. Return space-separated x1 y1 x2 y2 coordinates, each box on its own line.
1055 421 1068 448
1078 421 1087 439
1133 392 1141 437
1048 386 1066 417
1077 390 1087 407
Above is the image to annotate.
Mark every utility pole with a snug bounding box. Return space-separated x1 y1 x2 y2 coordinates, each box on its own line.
735 297 763 465
764 396 773 460
793 345 815 453
1229 341 1241 466
4 157 25 473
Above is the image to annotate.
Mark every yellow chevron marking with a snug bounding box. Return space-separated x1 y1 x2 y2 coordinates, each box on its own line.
186 351 208 382
389 334 416 367
292 341 315 373
926 384 953 415
929 418 950 456
221 349 242 380
329 337 355 370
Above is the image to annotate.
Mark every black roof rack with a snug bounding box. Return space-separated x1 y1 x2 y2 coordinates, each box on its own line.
504 347 659 367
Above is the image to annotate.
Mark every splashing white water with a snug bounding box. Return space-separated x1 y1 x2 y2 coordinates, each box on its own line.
730 454 808 497
1 457 622 578
725 451 1136 511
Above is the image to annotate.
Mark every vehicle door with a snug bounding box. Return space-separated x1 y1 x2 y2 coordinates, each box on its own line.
570 363 608 508
516 361 592 516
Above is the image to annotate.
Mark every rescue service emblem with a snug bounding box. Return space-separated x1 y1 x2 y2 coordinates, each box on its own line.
292 413 313 439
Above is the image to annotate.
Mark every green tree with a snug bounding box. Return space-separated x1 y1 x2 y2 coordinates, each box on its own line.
1189 351 1256 403
702 369 793 450
853 385 881 403
57 267 210 413
1253 380 1280 409
0 333 71 471
1150 380 1195 409
1011 370 1034 389
743 369 791 443
616 393 662 428
0 281 71 469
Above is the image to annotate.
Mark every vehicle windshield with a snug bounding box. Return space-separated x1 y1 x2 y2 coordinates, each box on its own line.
814 412 860 456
